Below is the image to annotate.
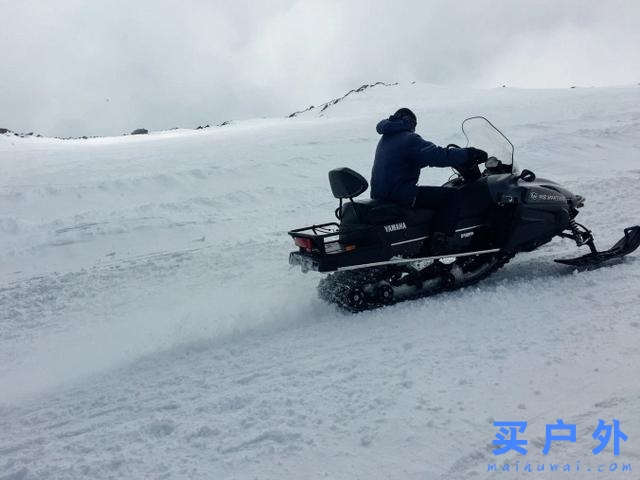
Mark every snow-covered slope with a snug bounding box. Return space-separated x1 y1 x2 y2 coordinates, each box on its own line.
1 83 639 479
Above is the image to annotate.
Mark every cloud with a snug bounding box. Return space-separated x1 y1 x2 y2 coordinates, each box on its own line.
0 0 638 136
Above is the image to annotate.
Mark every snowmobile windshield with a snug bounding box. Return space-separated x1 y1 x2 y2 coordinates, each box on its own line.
462 116 515 172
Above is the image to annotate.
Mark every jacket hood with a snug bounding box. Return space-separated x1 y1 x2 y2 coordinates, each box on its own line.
376 117 414 135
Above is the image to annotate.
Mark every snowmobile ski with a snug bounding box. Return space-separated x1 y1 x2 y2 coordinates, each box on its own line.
555 226 640 269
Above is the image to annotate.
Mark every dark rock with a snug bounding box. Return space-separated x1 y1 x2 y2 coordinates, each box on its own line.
289 82 398 117
288 106 314 118
218 121 230 126
196 124 210 130
131 128 148 135
0 128 10 134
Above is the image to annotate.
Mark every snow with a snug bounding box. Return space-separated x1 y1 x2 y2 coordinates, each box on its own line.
1 83 639 479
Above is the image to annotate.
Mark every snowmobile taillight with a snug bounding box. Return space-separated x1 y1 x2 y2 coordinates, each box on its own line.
294 237 313 251
344 244 356 252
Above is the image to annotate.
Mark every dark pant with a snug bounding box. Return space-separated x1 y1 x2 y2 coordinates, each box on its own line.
413 186 459 234
414 183 493 235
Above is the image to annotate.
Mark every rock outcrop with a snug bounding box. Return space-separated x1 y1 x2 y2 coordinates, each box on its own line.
288 82 399 118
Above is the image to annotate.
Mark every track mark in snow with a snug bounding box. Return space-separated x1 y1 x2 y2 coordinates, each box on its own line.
219 430 303 455
145 419 177 438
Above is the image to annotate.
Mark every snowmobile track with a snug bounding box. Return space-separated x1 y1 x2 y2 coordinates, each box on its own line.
318 251 515 312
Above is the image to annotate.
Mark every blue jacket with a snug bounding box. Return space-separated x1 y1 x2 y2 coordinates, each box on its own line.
370 117 469 205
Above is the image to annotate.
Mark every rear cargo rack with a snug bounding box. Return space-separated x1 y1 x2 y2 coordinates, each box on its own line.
288 222 371 255
288 222 340 239
288 222 341 255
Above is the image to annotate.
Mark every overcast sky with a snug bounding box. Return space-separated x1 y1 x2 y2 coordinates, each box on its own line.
1 0 639 137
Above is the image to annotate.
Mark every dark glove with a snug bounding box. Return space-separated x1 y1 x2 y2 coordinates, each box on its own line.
466 147 488 165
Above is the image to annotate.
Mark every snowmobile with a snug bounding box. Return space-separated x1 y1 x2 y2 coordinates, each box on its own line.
288 116 640 311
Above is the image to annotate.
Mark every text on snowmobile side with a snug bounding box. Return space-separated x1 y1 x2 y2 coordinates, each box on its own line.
384 222 406 233
528 191 565 202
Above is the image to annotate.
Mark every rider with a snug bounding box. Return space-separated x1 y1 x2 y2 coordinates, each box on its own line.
370 108 487 244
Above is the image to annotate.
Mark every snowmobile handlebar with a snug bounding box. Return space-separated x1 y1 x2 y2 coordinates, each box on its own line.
446 144 483 182
455 163 482 182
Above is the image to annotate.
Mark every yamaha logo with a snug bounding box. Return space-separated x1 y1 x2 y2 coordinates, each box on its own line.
384 222 407 233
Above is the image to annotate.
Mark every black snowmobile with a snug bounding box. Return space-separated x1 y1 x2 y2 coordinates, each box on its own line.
288 117 640 311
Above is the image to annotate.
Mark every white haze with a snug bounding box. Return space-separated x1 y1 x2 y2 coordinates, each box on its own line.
0 0 638 137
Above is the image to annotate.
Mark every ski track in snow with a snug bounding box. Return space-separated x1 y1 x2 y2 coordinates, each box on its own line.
0 84 639 479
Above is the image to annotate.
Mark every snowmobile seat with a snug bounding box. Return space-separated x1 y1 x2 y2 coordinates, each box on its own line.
328 167 435 227
341 199 435 226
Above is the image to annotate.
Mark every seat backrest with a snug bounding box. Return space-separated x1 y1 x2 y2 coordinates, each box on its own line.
328 168 368 199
